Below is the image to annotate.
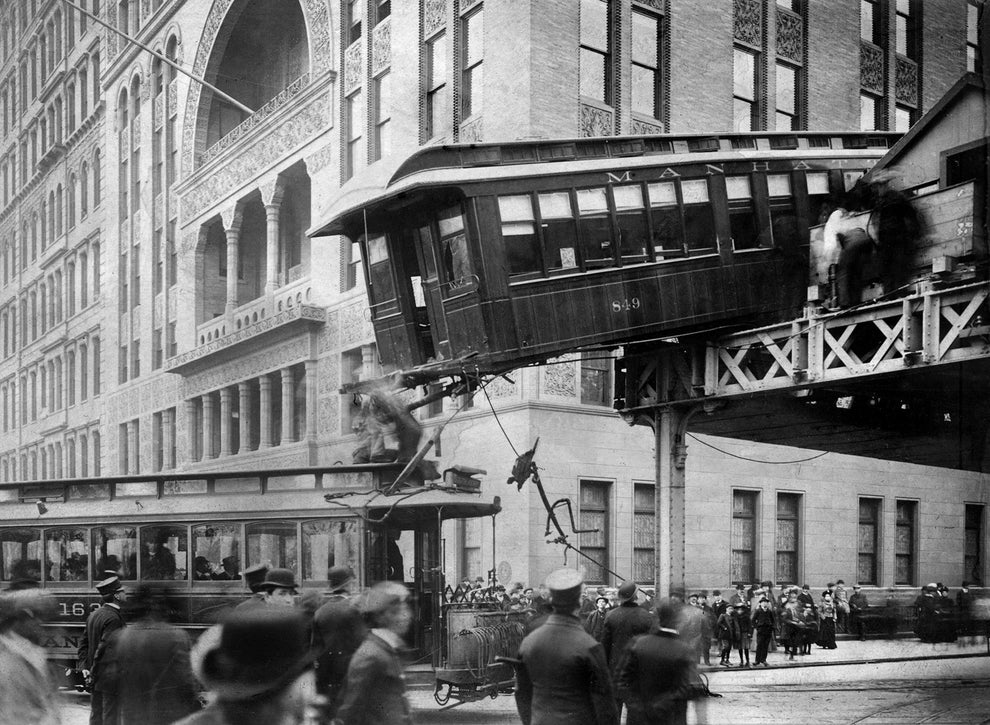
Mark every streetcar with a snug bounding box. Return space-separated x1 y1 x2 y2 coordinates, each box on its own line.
0 464 519 700
312 132 898 381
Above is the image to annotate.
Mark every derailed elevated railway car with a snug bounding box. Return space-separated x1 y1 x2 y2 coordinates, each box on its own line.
312 133 898 375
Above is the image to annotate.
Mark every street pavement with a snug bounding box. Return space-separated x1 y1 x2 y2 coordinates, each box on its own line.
57 636 989 724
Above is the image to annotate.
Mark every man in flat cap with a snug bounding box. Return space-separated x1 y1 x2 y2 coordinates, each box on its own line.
77 575 127 725
312 566 367 715
515 568 617 725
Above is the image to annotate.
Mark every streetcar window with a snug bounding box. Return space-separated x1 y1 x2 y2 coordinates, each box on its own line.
437 206 473 288
416 225 438 280
726 176 762 251
437 206 465 237
192 523 241 580
247 521 298 573
365 234 396 303
576 187 613 267
45 527 89 583
0 527 40 582
498 195 542 275
141 525 188 581
768 174 799 249
647 181 685 257
92 526 138 581
613 185 649 262
807 172 832 223
302 519 359 581
681 179 717 253
538 192 577 271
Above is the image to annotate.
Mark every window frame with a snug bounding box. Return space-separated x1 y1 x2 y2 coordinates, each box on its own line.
775 492 801 586
731 489 758 585
894 499 917 586
858 497 881 585
578 478 612 585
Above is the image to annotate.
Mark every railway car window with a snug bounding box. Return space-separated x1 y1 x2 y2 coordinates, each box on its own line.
538 192 577 270
806 172 832 223
192 523 241 580
576 188 613 267
92 526 137 580
613 185 649 262
45 527 89 582
140 525 188 580
498 195 542 275
438 206 472 287
726 176 762 250
0 527 40 582
768 174 799 248
247 521 298 573
647 181 684 257
365 234 396 303
302 519 359 581
681 179 717 253
416 225 438 279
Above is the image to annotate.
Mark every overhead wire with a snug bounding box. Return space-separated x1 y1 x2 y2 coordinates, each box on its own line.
687 432 829 464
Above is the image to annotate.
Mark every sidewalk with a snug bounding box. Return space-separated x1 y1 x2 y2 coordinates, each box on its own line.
700 635 989 672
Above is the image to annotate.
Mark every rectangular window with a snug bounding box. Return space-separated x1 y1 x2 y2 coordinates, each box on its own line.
895 500 916 585
152 327 163 370
681 179 717 253
965 504 984 585
726 176 764 250
576 187 613 266
776 493 800 585
580 351 612 406
373 71 391 161
347 0 363 44
613 184 648 261
119 422 129 475
166 322 176 358
895 0 916 58
767 173 799 248
860 92 880 131
579 479 610 584
775 62 798 131
152 411 163 471
131 339 140 379
647 181 683 256
731 490 758 584
894 105 913 132
631 8 660 120
579 0 611 104
733 47 759 132
538 192 578 270
858 498 881 584
969 1 982 73
461 7 483 119
633 483 655 584
425 32 449 140
499 194 540 275
365 234 395 303
861 0 879 44
345 90 364 179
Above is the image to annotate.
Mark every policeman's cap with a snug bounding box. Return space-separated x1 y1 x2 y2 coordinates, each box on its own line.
96 576 122 596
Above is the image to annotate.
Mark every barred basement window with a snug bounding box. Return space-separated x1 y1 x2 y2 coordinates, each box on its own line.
732 490 758 584
858 498 881 585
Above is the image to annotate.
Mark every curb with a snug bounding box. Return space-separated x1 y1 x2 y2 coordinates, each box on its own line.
700 650 989 673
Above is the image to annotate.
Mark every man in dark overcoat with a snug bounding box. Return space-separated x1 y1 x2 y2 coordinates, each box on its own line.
615 599 696 725
77 575 127 725
515 568 617 725
312 566 367 715
107 585 199 725
601 581 654 715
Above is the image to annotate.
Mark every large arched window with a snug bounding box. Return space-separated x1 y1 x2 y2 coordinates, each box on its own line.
118 89 128 218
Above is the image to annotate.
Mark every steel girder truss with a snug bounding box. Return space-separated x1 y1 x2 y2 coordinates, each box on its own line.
620 280 990 418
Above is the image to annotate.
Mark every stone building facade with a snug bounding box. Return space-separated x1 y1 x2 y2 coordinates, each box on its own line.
0 0 983 593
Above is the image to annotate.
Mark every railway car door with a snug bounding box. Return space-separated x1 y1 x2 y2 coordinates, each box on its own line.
365 520 441 665
413 223 452 361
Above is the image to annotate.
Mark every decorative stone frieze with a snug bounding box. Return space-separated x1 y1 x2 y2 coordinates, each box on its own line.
733 0 763 47
485 375 516 399
424 0 447 38
305 143 336 175
340 303 370 345
860 42 884 94
372 19 391 77
634 0 664 10
776 8 802 62
344 42 362 95
460 117 483 143
580 103 614 137
631 117 664 135
183 337 310 398
542 360 577 397
895 56 918 106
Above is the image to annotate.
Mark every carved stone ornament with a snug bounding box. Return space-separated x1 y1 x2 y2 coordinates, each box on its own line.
542 360 577 397
340 302 371 345
895 56 918 106
181 0 335 177
775 8 802 63
631 117 664 135
860 42 884 95
460 116 483 143
183 337 309 398
305 143 336 174
633 0 664 10
344 41 363 95
484 375 516 400
424 0 447 38
372 18 391 77
580 103 614 138
733 0 763 47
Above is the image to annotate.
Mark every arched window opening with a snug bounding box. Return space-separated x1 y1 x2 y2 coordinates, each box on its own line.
199 220 227 324
278 168 311 284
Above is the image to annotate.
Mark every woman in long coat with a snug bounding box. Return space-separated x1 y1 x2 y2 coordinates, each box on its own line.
816 591 838 649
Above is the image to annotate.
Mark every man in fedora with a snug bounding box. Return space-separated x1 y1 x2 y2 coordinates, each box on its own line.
260 567 299 607
77 575 127 725
515 568 617 725
312 566 367 714
234 563 269 611
334 580 414 725
175 607 319 725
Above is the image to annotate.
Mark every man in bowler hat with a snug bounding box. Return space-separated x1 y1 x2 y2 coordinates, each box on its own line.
515 568 617 725
260 568 300 607
77 575 127 725
175 607 319 725
312 566 367 715
601 581 654 716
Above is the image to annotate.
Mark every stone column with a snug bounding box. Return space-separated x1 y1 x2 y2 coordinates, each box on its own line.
265 203 280 295
202 393 216 459
280 367 295 444
304 360 317 443
225 223 241 316
186 400 198 462
219 387 232 457
238 381 252 453
162 407 174 469
259 375 273 448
